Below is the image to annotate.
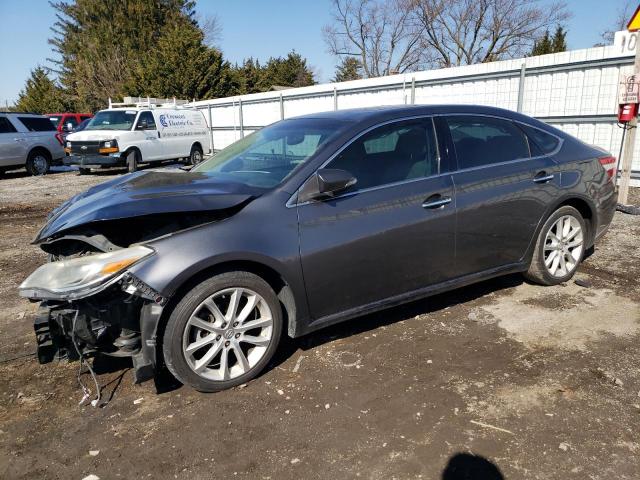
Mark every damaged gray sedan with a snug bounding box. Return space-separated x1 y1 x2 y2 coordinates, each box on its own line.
20 105 617 392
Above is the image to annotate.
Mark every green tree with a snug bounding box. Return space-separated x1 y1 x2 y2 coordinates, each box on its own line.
333 57 362 82
551 25 567 52
130 17 240 100
530 26 567 56
259 51 315 90
15 67 68 114
236 58 264 94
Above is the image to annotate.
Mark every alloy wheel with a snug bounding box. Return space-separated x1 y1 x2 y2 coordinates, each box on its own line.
182 287 273 381
543 215 584 277
32 155 48 175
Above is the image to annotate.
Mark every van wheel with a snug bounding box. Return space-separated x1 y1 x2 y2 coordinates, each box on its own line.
163 272 282 392
26 150 51 176
524 206 586 286
189 145 203 165
126 150 139 173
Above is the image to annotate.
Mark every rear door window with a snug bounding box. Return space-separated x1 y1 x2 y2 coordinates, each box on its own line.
0 117 17 133
17 116 57 132
446 115 529 169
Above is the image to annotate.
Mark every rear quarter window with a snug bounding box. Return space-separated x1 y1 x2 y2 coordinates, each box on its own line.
518 124 561 155
18 117 56 132
0 117 17 133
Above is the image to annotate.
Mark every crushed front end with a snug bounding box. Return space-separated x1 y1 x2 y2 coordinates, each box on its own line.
20 246 166 384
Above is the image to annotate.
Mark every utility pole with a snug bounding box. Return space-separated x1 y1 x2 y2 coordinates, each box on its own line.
618 50 640 205
619 7 640 204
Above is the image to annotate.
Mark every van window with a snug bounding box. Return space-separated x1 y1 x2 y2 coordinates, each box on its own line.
447 115 529 169
0 117 17 133
86 110 137 131
18 116 56 132
136 111 156 130
328 119 439 190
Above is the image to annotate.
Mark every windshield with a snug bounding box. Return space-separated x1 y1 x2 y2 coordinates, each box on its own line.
86 110 137 131
192 118 348 188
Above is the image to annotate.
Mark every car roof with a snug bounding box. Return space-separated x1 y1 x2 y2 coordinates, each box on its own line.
289 104 562 136
296 104 520 121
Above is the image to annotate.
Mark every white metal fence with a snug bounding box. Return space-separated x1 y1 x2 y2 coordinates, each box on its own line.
190 34 640 183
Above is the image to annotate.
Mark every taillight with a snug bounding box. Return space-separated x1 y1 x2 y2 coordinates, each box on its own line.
54 133 64 146
598 156 616 181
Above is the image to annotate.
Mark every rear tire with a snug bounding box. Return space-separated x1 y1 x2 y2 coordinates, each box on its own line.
189 144 203 165
163 272 282 392
26 150 51 176
126 150 138 173
524 206 586 286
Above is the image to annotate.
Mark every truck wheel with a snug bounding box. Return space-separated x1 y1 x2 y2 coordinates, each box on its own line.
26 150 51 176
126 150 138 173
163 271 282 392
189 145 203 165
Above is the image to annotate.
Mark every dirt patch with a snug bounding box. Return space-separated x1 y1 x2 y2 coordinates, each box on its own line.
0 173 639 480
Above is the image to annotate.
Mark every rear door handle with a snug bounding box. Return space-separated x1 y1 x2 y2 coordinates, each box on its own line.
422 195 452 209
533 172 554 183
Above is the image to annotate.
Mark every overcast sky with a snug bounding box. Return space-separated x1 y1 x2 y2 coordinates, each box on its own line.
0 0 630 107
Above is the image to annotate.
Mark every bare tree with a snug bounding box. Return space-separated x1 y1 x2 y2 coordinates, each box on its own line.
412 0 569 67
598 0 634 46
198 13 223 47
323 0 425 78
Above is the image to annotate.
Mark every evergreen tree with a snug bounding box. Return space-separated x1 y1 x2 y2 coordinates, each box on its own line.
236 58 263 94
15 67 68 114
551 25 567 52
259 51 315 90
130 17 240 100
530 26 567 56
333 57 362 82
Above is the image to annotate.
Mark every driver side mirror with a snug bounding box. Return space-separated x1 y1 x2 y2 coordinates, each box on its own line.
63 122 73 132
298 168 357 203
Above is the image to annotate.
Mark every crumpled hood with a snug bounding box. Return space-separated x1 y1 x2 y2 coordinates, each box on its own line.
35 169 260 243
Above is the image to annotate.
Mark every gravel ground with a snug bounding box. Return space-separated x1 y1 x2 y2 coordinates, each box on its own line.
0 168 639 480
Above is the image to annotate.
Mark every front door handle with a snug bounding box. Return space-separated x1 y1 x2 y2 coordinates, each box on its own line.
422 195 452 209
533 172 554 183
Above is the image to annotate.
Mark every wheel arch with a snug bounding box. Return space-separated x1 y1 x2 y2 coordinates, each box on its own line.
523 194 598 266
156 259 299 355
191 141 203 153
27 145 52 161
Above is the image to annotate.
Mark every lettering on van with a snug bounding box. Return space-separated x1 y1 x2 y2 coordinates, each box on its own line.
158 113 201 128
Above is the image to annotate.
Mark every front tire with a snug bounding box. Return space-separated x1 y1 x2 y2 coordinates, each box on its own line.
126 150 139 173
26 150 51 176
163 272 282 392
525 206 586 285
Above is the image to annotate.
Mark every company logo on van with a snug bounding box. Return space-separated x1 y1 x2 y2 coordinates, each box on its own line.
157 113 191 129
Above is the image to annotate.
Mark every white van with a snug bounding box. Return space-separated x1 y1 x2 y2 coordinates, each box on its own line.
64 103 211 174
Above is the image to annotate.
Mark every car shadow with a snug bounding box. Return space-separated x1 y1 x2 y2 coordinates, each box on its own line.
1 166 74 179
150 273 523 394
441 452 505 480
269 273 523 370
